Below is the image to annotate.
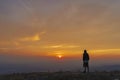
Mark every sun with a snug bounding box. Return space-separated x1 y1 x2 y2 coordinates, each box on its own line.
57 55 63 59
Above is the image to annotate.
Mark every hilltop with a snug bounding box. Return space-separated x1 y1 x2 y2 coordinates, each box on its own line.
0 71 120 80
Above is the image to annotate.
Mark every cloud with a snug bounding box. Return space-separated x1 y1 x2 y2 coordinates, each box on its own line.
19 32 46 42
0 41 20 47
93 49 120 53
43 45 80 49
19 34 40 42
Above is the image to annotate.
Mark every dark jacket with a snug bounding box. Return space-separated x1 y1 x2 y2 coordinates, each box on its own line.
83 52 89 61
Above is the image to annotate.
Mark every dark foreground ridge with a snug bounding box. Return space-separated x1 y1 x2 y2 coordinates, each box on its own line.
0 71 120 80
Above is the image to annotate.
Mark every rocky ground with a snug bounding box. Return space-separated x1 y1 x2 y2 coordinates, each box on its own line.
0 71 120 80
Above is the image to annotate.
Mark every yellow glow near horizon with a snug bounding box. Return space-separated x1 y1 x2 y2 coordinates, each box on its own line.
57 55 63 59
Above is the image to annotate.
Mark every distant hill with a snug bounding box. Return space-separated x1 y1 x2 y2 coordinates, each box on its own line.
98 65 120 71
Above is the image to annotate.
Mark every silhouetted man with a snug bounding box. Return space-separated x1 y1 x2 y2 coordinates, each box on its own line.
83 50 90 73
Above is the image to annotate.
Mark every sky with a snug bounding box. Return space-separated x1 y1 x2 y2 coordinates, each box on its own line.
0 0 120 73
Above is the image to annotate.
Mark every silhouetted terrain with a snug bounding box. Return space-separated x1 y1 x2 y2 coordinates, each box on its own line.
0 71 120 80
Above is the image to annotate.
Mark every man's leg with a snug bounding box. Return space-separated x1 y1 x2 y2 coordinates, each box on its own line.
87 67 89 73
84 67 86 73
87 63 89 73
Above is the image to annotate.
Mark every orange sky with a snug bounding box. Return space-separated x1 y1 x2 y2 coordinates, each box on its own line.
0 0 120 64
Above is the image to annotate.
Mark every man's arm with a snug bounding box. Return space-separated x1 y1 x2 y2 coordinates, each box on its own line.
83 54 85 61
88 54 90 60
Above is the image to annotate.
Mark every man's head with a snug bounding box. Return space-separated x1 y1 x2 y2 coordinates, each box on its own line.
84 50 87 53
